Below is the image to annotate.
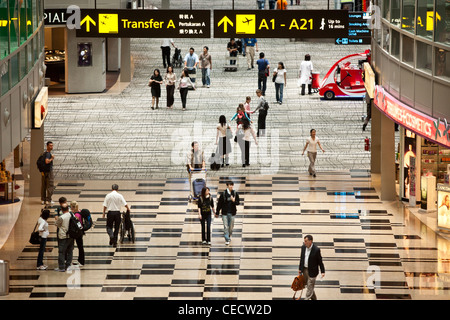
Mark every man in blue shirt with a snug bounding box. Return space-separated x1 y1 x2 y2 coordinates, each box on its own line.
243 38 258 70
256 52 270 96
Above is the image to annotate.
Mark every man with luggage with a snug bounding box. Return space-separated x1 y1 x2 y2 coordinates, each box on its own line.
298 235 325 300
102 184 130 247
216 181 240 245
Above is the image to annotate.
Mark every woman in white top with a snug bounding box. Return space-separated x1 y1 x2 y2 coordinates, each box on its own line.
237 119 258 167
37 209 50 270
273 62 287 104
178 68 195 111
299 54 313 95
216 115 233 167
302 129 325 177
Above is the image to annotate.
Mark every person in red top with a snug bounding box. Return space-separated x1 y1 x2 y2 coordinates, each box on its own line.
277 0 288 9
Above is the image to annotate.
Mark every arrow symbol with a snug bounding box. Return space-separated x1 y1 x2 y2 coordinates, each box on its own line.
80 15 96 32
218 16 233 33
336 38 341 44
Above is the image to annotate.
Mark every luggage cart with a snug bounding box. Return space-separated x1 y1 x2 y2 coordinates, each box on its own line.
188 168 207 202
223 54 238 72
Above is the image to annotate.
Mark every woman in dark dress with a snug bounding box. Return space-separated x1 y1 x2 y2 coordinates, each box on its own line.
149 68 163 110
198 187 215 245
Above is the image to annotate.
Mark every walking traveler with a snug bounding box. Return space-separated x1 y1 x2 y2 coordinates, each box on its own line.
102 184 131 248
178 69 195 110
243 96 253 119
161 38 175 68
257 0 265 9
277 0 288 9
149 69 163 110
269 0 276 9
253 89 268 137
198 187 215 245
256 52 270 96
184 47 199 83
298 235 325 300
36 209 50 270
186 141 205 172
40 141 55 206
227 38 238 65
55 203 74 272
216 181 240 245
299 54 314 95
302 129 325 177
243 38 258 70
70 201 85 267
231 104 252 128
237 119 258 167
273 62 287 104
164 66 177 109
199 46 212 88
216 115 232 167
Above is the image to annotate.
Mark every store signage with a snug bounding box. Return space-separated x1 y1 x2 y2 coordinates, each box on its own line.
437 184 450 231
34 87 48 129
373 85 450 148
363 62 375 98
75 9 210 38
336 11 371 45
44 9 69 26
214 10 348 38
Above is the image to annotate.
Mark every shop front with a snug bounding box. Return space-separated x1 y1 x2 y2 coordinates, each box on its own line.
372 85 450 224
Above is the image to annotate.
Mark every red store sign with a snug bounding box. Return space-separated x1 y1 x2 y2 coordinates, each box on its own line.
373 85 450 148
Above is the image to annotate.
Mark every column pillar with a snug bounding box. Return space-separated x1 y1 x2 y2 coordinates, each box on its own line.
371 103 381 174
29 126 44 198
380 114 396 201
120 38 131 82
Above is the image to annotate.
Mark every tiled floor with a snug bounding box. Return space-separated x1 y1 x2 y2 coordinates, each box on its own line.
1 172 450 300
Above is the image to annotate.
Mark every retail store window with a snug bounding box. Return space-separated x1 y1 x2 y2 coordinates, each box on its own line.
0 0 8 59
10 52 18 88
390 0 401 26
26 0 33 37
402 0 415 32
383 0 390 21
391 29 400 58
417 0 434 39
382 25 390 51
1 61 9 96
19 0 26 45
8 0 18 53
416 41 432 72
435 47 450 79
402 34 414 65
435 0 450 44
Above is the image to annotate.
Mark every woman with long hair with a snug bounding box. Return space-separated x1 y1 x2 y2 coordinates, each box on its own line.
198 187 215 245
216 115 233 167
149 68 163 110
273 61 287 104
36 209 50 270
178 68 195 110
164 65 177 108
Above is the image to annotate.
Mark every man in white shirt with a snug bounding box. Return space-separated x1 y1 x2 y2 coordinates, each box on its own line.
161 38 175 68
184 47 199 84
102 184 130 247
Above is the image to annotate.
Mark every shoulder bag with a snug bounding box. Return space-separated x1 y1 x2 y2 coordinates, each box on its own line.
291 274 306 300
29 222 41 245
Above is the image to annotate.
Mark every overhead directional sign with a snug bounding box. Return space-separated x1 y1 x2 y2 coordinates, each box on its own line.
336 12 371 45
75 9 210 38
213 10 349 38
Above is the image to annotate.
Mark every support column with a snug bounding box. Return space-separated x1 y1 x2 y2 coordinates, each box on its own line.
380 114 396 201
371 104 381 174
29 126 44 198
120 38 131 83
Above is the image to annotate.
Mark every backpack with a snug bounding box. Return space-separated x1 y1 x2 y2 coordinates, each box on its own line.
263 100 269 111
80 209 93 231
68 212 84 239
36 152 47 172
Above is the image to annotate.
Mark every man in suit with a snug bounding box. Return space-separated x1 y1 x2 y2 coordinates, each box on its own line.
298 234 325 300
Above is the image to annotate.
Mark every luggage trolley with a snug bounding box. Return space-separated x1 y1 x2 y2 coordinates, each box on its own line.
188 168 207 202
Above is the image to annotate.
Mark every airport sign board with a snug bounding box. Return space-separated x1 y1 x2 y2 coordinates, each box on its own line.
214 10 349 38
75 9 211 38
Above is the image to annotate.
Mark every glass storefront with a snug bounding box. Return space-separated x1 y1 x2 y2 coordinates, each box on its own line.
416 41 432 71
402 0 415 32
402 34 414 64
435 0 450 45
417 0 434 39
435 47 450 79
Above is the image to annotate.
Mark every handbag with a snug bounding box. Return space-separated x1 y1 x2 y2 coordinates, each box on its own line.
29 222 41 245
226 127 233 140
291 274 306 300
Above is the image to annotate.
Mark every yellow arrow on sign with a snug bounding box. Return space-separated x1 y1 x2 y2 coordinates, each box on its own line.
218 16 233 33
81 15 96 32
